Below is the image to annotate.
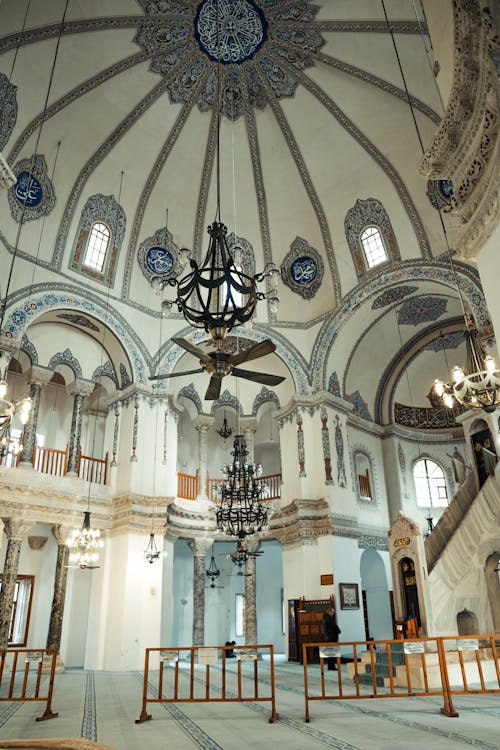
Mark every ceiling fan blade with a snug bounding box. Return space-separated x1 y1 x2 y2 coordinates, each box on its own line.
149 368 204 381
229 339 276 366
232 368 285 386
172 337 212 363
205 376 222 400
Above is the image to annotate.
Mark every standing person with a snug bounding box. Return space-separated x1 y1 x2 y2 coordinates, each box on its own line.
322 605 341 670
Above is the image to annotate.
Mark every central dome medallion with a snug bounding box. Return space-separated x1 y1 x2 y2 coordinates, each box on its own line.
194 0 268 64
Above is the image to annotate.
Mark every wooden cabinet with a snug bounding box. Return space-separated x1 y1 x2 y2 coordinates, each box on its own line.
288 598 332 662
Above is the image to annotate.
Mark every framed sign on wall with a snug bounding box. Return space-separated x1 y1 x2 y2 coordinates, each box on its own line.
339 583 360 610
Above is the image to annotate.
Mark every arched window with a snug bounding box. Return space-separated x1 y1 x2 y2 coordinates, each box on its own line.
360 225 388 269
70 194 125 286
413 458 448 507
83 222 110 272
344 198 399 278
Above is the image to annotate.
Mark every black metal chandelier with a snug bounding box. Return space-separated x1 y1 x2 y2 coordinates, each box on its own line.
216 410 233 440
206 550 221 584
214 435 271 539
432 313 500 414
144 530 161 564
156 1 279 343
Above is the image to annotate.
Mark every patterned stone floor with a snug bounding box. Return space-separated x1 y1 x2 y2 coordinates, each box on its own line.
1 660 499 750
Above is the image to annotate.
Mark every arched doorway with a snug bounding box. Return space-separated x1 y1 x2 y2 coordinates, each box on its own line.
360 549 392 639
399 556 421 626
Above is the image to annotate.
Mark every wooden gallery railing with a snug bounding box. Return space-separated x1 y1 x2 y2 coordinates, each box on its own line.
302 633 500 722
177 470 199 500
136 644 278 724
32 446 108 485
0 647 58 721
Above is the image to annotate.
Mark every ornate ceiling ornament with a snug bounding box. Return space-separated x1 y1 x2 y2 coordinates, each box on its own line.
281 237 324 299
397 296 448 326
135 0 324 119
8 154 55 222
371 285 418 309
0 72 17 150
426 178 454 209
138 227 183 286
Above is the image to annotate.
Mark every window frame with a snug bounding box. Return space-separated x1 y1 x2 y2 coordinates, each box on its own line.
235 593 245 637
360 225 389 270
0 574 35 646
413 458 449 508
82 221 111 273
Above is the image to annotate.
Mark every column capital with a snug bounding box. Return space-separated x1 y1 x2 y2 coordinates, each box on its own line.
240 417 257 433
66 378 95 398
51 524 74 545
25 365 54 387
187 537 212 557
2 517 32 541
195 416 214 431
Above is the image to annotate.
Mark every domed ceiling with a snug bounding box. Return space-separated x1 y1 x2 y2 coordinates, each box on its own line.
0 0 489 417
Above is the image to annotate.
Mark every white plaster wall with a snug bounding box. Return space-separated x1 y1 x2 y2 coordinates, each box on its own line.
61 567 92 668
104 534 163 670
330 536 366 645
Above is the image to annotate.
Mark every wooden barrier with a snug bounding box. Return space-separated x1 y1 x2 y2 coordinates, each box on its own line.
32 446 108 485
177 471 199 500
136 644 278 723
33 446 68 478
302 633 500 721
0 647 58 721
78 451 108 485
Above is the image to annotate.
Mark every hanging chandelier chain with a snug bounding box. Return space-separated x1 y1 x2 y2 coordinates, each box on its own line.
215 0 221 223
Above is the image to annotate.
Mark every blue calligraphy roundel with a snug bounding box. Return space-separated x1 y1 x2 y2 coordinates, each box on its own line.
146 246 174 276
195 0 268 64
14 171 43 207
438 179 453 199
290 256 317 286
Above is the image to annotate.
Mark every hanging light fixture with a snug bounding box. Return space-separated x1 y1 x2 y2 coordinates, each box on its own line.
216 410 232 440
379 1 500 416
0 3 71 457
206 548 221 584
157 0 279 343
0 358 32 456
432 308 500 413
214 434 271 540
144 529 161 564
66 510 103 569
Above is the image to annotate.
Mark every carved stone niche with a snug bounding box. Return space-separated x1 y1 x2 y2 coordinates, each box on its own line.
28 536 48 550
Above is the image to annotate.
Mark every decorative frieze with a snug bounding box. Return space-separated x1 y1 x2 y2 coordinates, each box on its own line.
320 408 333 484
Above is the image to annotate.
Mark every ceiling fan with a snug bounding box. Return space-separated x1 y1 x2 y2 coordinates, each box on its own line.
150 337 285 400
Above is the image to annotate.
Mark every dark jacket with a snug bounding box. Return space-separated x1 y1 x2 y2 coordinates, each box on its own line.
323 612 341 642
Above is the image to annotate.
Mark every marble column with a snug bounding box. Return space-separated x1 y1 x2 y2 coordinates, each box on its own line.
0 518 32 649
66 379 95 474
244 541 259 646
195 416 213 500
187 538 211 646
46 525 71 655
240 418 257 463
20 366 53 465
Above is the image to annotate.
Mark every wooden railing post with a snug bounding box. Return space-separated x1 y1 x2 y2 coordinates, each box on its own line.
103 451 109 485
